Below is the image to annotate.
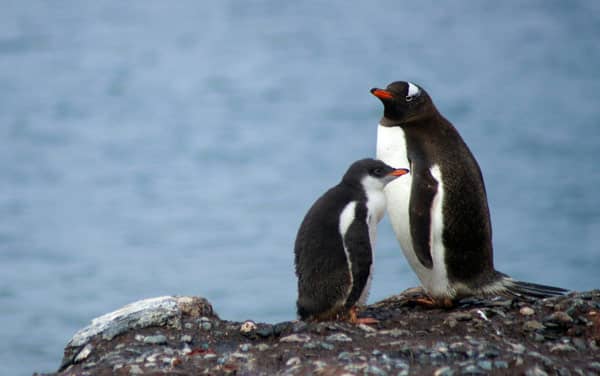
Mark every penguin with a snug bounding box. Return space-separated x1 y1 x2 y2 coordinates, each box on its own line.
295 158 409 322
371 81 567 304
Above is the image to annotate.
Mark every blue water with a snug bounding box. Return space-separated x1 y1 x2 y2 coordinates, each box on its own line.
1 2 599 375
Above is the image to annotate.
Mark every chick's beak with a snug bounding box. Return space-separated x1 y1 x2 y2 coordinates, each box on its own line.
370 88 394 100
389 168 409 177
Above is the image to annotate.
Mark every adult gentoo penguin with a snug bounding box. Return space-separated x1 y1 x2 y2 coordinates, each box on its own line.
295 158 409 322
371 81 566 304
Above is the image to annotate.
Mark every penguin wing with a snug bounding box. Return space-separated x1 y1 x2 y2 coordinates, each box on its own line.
342 204 373 308
409 167 438 269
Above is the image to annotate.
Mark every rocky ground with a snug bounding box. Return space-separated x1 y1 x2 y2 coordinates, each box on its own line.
36 289 600 376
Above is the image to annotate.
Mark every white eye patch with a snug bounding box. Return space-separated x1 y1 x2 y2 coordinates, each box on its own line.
407 82 420 97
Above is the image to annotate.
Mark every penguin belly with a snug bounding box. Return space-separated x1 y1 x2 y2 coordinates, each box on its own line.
376 125 452 297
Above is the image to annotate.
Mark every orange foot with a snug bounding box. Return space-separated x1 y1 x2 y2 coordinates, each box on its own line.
412 296 454 308
348 307 379 325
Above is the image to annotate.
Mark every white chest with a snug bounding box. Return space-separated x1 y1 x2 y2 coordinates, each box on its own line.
376 124 452 297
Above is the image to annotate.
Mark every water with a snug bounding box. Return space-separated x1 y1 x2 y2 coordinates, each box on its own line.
1 2 599 374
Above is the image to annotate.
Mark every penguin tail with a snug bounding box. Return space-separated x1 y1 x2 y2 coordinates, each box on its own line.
503 278 569 299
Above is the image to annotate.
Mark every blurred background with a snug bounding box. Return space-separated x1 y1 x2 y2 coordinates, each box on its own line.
1 1 599 374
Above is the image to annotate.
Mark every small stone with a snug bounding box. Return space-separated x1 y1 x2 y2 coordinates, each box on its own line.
312 360 327 371
462 364 485 374
523 320 545 331
286 356 301 366
446 319 458 328
365 365 387 376
525 365 548 376
204 353 217 360
302 342 317 349
338 351 353 361
451 312 473 321
549 343 576 353
280 334 311 343
494 360 508 369
358 323 377 333
477 360 492 371
134 334 145 342
180 335 192 343
129 365 143 375
532 333 545 342
545 311 574 326
256 344 270 352
320 342 334 350
372 349 382 356
240 320 256 333
520 307 535 316
74 344 93 363
292 321 308 332
200 322 212 331
326 333 352 342
184 323 193 329
239 343 251 352
379 328 410 337
143 335 167 345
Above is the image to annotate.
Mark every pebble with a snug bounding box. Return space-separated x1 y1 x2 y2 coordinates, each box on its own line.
434 366 454 376
365 364 387 376
338 351 353 361
180 335 192 343
589 362 600 371
320 342 334 350
302 342 317 349
379 328 411 337
184 323 193 330
280 334 311 343
204 353 217 360
494 360 508 369
451 312 473 321
528 351 554 367
525 365 548 376
571 337 587 351
239 343 251 352
326 333 352 342
549 343 576 353
477 361 492 371
556 367 572 376
74 344 93 362
129 365 144 375
256 344 270 352
544 311 574 326
240 320 256 333
285 357 301 366
523 320 545 331
200 322 212 331
143 335 167 345
461 364 485 374
358 323 377 333
520 307 535 316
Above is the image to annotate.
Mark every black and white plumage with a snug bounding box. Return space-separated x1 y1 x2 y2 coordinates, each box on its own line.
371 81 567 302
295 158 409 321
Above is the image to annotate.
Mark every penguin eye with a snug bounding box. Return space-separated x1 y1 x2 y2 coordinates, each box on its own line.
405 95 414 102
372 168 383 176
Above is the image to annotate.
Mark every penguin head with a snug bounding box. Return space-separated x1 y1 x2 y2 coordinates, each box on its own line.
342 158 409 191
370 81 435 125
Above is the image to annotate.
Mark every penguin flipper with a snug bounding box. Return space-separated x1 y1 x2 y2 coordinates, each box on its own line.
409 166 438 269
503 279 568 299
343 207 373 309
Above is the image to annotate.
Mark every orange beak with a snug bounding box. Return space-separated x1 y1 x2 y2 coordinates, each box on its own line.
370 88 394 100
389 168 409 177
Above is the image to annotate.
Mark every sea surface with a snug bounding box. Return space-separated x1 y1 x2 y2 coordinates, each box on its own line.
1 2 599 374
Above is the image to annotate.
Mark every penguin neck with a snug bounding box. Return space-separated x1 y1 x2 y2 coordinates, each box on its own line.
380 106 441 128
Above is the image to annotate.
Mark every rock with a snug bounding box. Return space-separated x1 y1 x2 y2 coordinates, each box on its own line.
525 365 548 376
37 289 600 376
280 334 311 343
142 335 167 344
326 333 352 342
434 366 454 376
520 307 535 316
523 320 545 331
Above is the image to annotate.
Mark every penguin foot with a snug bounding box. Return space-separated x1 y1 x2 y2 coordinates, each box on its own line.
348 307 379 325
399 288 454 308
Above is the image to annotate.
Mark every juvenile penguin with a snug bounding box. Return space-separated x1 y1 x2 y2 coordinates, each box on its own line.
371 81 566 304
295 158 409 322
